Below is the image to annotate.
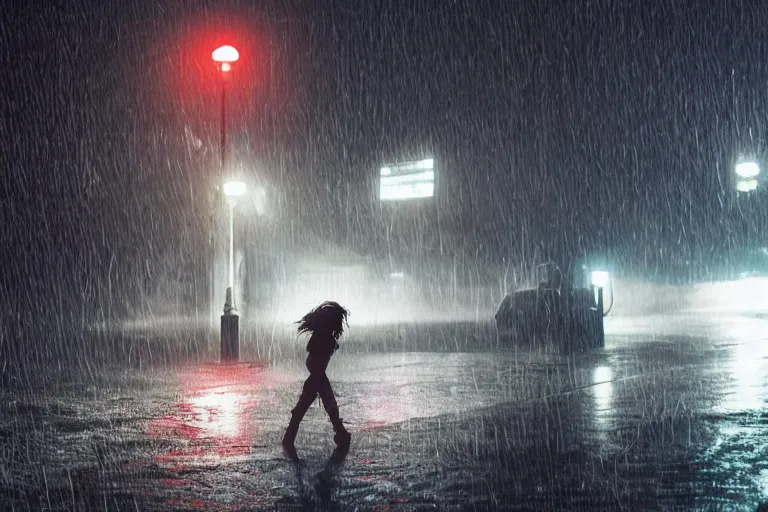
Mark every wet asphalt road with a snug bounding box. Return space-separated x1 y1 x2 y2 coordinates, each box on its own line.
2 313 768 511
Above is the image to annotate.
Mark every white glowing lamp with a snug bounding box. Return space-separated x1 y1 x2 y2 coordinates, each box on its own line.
212 45 239 73
735 161 760 178
223 180 247 197
736 179 758 192
591 270 610 289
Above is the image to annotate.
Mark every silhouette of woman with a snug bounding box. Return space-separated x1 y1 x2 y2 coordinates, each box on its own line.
282 301 351 460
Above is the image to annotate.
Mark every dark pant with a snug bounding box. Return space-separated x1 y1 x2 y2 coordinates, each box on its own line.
291 371 339 420
284 359 349 449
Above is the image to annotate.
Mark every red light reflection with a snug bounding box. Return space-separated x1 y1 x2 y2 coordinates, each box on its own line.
147 363 270 461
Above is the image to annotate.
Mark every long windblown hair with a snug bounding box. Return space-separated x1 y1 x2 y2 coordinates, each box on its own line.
296 301 350 341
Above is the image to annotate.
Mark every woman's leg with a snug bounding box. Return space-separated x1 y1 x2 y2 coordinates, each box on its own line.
314 372 338 413
282 374 320 459
315 372 350 446
292 374 320 418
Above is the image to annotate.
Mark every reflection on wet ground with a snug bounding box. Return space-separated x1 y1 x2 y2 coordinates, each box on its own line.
1 314 768 510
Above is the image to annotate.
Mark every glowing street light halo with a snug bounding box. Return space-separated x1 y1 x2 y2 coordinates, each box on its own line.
735 160 760 179
591 270 610 289
736 179 758 192
212 45 240 64
223 179 247 198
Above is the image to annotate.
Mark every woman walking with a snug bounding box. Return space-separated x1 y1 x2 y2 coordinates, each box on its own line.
282 301 351 460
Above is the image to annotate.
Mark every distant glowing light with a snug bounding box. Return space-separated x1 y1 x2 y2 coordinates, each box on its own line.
735 161 760 178
390 272 405 279
380 182 434 200
221 62 231 72
212 45 240 64
380 158 435 201
223 180 247 197
687 277 768 314
416 158 434 169
736 179 758 192
591 270 610 289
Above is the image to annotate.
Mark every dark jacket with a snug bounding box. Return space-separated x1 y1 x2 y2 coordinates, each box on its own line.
305 332 339 374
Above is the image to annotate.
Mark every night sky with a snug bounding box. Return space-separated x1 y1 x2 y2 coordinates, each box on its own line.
3 0 768 331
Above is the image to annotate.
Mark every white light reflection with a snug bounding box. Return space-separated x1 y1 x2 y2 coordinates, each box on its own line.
187 391 248 439
706 333 768 501
714 338 768 413
591 366 614 433
760 469 768 500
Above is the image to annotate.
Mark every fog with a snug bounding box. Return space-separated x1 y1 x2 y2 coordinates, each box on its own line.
3 0 768 509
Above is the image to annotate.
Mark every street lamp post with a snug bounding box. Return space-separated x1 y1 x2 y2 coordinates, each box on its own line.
223 180 247 309
221 179 246 361
212 45 239 170
213 45 241 362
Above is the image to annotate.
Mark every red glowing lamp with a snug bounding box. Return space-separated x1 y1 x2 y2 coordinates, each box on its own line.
212 45 239 73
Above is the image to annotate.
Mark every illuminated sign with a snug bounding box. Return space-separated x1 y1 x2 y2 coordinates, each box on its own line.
380 158 435 201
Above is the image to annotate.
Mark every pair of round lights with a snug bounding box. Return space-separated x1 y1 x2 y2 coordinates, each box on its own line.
735 161 760 193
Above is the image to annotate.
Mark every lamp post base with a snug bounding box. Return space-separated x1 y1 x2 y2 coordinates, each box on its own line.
220 314 239 362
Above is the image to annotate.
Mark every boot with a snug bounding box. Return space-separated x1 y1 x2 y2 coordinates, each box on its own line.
281 414 302 461
327 407 351 448
333 422 351 448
